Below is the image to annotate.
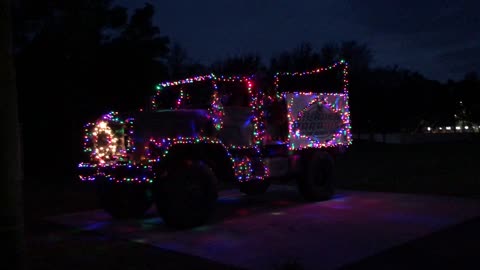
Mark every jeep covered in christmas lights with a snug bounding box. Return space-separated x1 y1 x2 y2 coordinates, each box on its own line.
78 60 351 228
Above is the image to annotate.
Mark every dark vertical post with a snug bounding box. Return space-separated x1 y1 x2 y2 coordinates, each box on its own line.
0 0 26 269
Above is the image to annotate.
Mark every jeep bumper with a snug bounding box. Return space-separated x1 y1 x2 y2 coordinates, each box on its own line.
78 162 155 183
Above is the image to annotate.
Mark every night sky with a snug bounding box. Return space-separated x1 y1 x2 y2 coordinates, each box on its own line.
118 0 479 82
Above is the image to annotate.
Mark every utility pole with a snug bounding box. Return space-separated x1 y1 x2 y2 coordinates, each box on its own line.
1 0 26 269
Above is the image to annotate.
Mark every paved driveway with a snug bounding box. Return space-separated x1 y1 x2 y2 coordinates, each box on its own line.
46 185 480 270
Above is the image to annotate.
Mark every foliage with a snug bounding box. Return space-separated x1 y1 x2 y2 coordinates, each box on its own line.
167 43 208 79
211 53 266 76
12 2 480 182
14 1 170 182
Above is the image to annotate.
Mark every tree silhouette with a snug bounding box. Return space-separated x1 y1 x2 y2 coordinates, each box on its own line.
14 1 171 183
96 3 170 112
2 0 25 268
339 41 373 72
270 42 322 73
13 0 472 187
167 43 208 79
320 42 339 66
450 71 480 123
167 43 189 79
211 53 266 76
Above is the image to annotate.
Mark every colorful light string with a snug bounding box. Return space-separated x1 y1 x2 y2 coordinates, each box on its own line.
80 63 349 184
80 74 270 183
274 60 352 150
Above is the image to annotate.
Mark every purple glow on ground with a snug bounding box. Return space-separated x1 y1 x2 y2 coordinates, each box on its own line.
46 185 480 270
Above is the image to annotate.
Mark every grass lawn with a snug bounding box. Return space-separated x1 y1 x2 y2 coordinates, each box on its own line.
335 138 480 198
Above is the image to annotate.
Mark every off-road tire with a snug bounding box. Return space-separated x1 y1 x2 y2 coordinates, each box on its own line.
154 160 218 229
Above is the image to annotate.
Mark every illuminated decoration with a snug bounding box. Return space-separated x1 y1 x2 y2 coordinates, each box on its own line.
80 74 269 184
82 123 95 155
147 136 268 183
210 89 224 130
78 162 97 181
426 125 480 133
215 76 266 148
155 74 216 89
152 74 216 111
102 163 155 184
285 92 351 150
92 120 121 163
174 88 187 109
87 111 135 164
235 157 253 182
79 62 350 184
274 60 352 150
147 137 229 162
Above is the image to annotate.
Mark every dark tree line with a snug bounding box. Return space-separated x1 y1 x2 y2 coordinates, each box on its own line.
13 1 480 183
14 1 171 182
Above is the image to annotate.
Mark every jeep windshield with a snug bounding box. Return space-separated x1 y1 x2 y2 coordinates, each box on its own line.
216 81 251 107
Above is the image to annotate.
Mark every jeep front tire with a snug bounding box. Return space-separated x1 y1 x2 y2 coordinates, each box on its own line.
154 160 218 229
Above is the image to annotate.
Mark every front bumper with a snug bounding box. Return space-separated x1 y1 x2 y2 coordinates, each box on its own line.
78 162 155 183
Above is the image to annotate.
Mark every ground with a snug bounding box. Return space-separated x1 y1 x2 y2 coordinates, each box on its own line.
22 140 480 270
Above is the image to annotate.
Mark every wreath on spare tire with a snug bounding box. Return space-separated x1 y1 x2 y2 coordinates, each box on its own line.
90 112 129 163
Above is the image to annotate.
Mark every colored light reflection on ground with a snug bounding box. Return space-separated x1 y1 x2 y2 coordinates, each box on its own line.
83 221 109 231
46 185 480 270
217 195 242 204
235 209 250 216
141 217 163 230
192 225 213 232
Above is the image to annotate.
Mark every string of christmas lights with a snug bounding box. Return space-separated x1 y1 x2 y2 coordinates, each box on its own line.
274 61 352 150
146 137 269 182
80 63 349 184
80 74 270 183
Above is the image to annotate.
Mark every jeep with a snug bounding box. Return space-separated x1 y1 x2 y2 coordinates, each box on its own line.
78 60 351 228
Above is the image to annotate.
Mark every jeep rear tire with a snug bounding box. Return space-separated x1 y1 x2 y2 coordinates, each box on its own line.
296 151 334 201
154 160 218 229
96 178 152 219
